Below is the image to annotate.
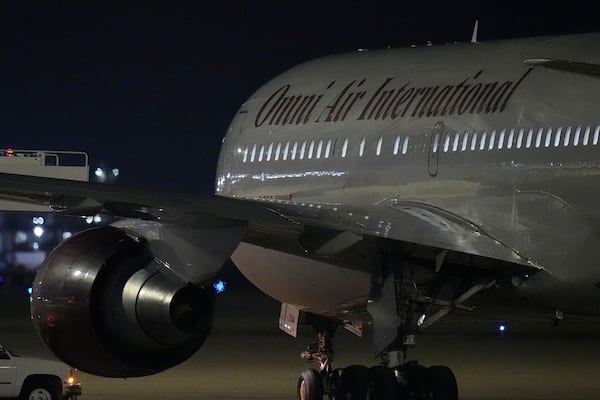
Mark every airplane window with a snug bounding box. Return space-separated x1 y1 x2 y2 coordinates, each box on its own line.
258 145 265 162
594 126 600 145
526 128 533 148
291 142 298 160
535 128 543 148
325 139 332 158
544 128 552 148
479 131 487 151
266 143 273 161
359 137 365 157
574 126 581 146
342 139 349 158
393 136 401 155
433 134 441 153
507 129 515 149
516 128 524 149
563 126 571 146
498 129 506 149
461 131 469 151
443 133 450 153
488 130 496 151
432 133 440 153
554 127 562 147
583 126 590 146
251 144 257 162
452 132 460 152
402 136 409 154
316 140 323 159
299 141 307 159
308 141 315 159
275 142 281 161
242 145 249 163
376 137 383 156
282 142 290 160
471 132 478 151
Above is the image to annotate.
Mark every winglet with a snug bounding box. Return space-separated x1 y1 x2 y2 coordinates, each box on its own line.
471 20 479 43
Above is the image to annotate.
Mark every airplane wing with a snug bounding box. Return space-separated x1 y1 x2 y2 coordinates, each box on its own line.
0 171 542 278
0 172 284 225
524 58 600 78
273 199 543 272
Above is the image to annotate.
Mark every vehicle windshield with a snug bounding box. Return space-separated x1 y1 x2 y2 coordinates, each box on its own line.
0 345 16 357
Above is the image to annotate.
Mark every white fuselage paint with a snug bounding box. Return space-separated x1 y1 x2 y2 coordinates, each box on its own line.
217 33 600 315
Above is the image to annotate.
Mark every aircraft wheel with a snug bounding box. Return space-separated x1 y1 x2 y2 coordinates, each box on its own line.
427 365 458 400
329 368 344 399
297 368 324 400
336 365 370 400
396 362 429 399
369 366 398 400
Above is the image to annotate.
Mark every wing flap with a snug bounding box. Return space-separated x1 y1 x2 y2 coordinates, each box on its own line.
266 199 544 274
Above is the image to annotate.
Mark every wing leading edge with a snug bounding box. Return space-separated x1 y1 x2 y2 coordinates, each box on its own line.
0 172 544 279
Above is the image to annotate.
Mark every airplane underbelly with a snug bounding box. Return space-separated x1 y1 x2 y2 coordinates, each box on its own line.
231 242 371 318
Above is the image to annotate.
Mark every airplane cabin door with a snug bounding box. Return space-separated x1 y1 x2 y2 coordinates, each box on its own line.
428 121 444 177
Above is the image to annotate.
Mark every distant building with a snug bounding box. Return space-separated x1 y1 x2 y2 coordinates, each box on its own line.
0 212 112 291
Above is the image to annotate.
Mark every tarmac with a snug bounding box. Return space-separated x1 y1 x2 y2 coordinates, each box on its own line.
2 283 600 400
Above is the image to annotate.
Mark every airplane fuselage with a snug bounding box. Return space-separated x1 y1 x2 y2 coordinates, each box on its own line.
216 33 600 317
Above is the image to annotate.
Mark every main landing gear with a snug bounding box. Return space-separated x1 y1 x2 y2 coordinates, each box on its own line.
297 316 401 400
295 254 483 400
296 323 458 400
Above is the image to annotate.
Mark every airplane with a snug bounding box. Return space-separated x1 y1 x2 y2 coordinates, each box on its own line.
0 31 599 400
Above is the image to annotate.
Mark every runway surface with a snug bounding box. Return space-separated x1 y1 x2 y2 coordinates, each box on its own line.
2 284 600 400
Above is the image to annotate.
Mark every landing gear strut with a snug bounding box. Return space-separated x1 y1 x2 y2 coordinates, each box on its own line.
366 256 460 400
297 316 335 400
297 317 400 400
297 314 401 400
296 253 475 400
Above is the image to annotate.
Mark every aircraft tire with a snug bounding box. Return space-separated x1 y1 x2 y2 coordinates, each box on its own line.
336 364 370 400
397 362 429 399
297 368 323 400
329 368 344 398
369 365 398 400
427 365 458 400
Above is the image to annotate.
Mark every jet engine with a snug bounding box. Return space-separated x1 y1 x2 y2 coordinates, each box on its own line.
30 225 216 377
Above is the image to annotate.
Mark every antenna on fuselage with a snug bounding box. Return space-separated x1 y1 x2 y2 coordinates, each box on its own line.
471 20 479 43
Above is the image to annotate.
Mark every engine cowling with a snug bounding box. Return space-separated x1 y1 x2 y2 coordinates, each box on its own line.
31 225 216 377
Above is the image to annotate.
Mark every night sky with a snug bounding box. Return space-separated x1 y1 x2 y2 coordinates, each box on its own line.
0 3 598 193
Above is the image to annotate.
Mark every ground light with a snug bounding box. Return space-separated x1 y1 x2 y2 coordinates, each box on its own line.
213 280 226 294
33 226 44 237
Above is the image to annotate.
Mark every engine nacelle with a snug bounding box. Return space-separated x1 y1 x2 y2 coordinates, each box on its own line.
31 225 216 377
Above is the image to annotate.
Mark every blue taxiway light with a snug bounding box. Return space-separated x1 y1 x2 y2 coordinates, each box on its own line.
213 280 226 294
499 324 507 332
27 287 32 295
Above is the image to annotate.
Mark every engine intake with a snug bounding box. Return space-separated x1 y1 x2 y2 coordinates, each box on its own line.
31 225 215 377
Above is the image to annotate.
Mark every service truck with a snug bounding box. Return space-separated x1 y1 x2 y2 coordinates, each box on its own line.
0 344 81 400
